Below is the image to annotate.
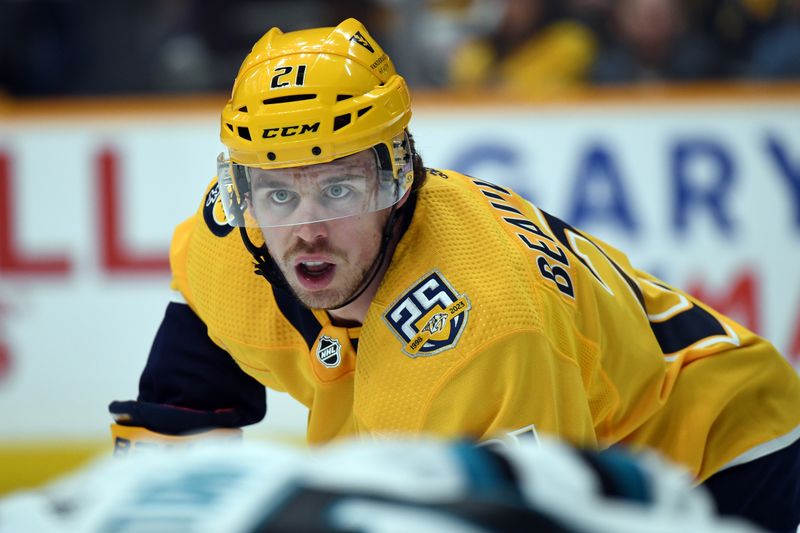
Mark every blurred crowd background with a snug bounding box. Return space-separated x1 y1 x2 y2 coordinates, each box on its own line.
1 0 800 97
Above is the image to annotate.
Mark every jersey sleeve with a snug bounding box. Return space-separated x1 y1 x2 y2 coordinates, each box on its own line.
109 180 267 435
531 211 800 479
109 301 266 434
142 302 265 425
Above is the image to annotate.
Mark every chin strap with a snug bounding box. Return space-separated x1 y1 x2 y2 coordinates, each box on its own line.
327 202 402 310
238 226 293 293
328 190 417 309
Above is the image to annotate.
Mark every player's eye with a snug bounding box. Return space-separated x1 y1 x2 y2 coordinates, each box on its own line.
324 184 352 200
269 190 296 204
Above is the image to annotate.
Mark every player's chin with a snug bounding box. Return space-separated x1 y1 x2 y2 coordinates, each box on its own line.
288 276 345 308
295 289 350 310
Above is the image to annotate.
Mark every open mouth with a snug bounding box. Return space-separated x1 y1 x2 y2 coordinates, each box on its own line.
295 261 336 289
298 261 333 277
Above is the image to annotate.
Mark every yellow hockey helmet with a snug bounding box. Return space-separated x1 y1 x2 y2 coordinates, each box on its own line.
218 18 413 227
222 17 412 168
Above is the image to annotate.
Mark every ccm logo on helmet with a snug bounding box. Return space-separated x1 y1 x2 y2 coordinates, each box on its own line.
263 122 320 138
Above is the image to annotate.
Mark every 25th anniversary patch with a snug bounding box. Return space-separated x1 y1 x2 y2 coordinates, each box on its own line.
383 271 471 358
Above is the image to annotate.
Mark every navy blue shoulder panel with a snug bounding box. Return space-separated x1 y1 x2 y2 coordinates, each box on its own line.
702 436 800 533
272 286 322 349
133 302 266 429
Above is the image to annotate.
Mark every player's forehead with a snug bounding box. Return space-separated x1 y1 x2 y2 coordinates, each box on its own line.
248 149 377 184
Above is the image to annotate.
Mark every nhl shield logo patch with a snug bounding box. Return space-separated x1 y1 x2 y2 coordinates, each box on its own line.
316 335 342 368
383 271 471 358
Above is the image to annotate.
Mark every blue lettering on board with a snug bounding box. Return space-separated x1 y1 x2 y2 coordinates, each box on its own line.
566 143 637 235
671 139 735 237
766 134 800 231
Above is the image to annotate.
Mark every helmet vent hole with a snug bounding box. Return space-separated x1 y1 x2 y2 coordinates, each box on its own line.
263 94 316 105
238 106 248 113
225 123 234 132
357 106 372 118
267 152 276 161
333 114 351 131
336 94 353 102
237 127 252 141
312 147 322 156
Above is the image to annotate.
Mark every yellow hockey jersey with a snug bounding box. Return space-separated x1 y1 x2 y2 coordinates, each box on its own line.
170 168 800 481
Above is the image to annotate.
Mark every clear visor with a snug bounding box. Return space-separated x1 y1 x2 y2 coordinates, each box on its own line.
217 148 411 228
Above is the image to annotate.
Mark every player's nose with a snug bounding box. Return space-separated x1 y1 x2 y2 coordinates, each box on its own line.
293 220 328 242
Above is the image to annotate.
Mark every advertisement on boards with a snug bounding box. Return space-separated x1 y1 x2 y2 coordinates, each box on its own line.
0 95 798 445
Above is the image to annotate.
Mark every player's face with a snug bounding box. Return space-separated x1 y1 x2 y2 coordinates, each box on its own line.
260 190 391 310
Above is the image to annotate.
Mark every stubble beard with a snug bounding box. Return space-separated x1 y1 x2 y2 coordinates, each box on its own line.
281 245 380 310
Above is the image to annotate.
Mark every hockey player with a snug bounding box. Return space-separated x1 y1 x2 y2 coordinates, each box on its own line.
109 18 800 533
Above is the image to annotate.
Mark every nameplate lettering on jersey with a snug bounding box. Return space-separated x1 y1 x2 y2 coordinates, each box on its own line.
471 178 575 300
383 271 471 358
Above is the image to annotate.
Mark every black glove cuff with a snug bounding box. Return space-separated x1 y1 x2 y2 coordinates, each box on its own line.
109 400 244 435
